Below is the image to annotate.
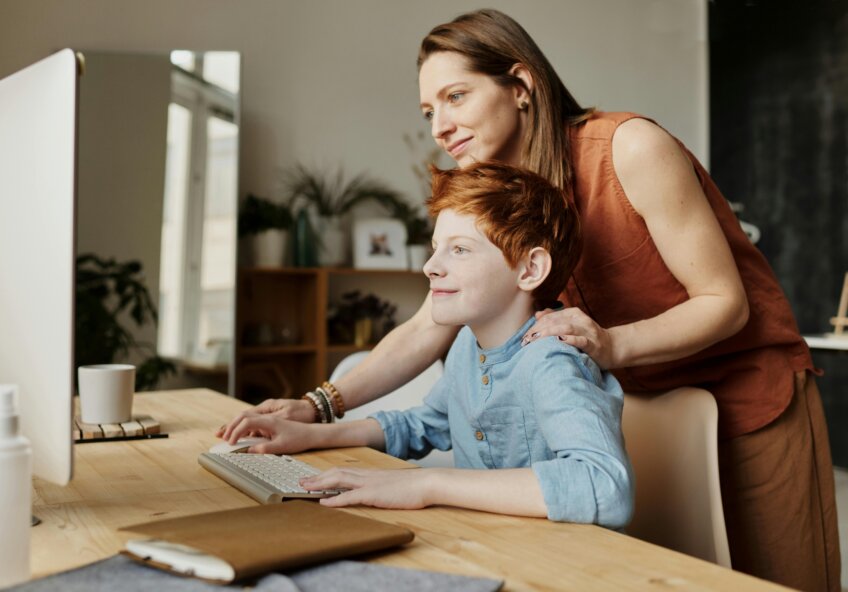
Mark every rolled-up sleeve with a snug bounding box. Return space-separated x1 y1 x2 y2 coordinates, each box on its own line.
370 374 453 460
530 346 634 529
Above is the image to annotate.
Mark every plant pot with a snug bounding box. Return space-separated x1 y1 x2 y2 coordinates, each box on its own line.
316 215 347 268
407 244 430 271
353 318 373 348
251 230 288 267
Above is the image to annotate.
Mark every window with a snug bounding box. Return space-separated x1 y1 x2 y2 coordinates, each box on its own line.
158 103 192 357
158 52 239 365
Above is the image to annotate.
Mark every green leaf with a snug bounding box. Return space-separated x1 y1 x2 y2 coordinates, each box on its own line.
74 253 172 390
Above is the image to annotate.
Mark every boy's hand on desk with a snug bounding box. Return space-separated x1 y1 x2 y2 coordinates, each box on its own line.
216 397 315 441
303 468 434 510
226 415 318 454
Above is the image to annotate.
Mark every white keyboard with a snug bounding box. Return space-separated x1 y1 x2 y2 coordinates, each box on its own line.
198 452 342 504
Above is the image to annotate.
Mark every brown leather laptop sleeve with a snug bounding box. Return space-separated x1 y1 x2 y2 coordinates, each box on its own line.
119 500 414 582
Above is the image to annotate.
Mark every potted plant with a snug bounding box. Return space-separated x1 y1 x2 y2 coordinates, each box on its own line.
75 254 176 391
404 214 432 271
327 291 397 347
283 164 404 267
238 193 293 267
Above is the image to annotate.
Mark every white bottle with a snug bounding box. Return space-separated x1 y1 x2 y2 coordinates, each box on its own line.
0 384 32 587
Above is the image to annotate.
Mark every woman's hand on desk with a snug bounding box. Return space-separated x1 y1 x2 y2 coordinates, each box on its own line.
302 468 434 510
216 397 314 441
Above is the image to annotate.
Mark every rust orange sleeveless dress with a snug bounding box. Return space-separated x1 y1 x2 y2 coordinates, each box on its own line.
561 111 814 439
561 112 839 590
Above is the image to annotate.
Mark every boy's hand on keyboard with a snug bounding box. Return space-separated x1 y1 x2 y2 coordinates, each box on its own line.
226 415 318 454
217 398 315 442
301 468 433 510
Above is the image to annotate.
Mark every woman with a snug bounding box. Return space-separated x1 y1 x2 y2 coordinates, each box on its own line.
220 10 838 590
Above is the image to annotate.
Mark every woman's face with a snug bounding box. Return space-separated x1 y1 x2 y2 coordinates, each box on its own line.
419 52 527 168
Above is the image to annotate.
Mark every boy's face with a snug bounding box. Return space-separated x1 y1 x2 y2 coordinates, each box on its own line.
423 209 522 329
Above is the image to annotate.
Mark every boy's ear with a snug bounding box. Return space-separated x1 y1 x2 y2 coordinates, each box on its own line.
517 247 551 293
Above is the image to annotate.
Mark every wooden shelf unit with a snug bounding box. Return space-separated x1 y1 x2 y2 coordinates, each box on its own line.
234 267 428 402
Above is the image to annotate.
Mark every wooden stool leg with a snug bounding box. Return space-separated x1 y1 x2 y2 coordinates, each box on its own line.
828 272 848 335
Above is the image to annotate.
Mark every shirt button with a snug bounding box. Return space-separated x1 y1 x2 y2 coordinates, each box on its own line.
481 375 489 386
475 430 485 441
479 354 486 364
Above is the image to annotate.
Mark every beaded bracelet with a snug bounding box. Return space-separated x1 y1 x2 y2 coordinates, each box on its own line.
316 390 333 423
301 393 321 423
314 386 336 419
302 391 329 423
302 391 323 423
314 388 335 424
321 381 345 419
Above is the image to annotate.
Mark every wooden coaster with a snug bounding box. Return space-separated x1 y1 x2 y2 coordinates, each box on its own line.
73 414 161 441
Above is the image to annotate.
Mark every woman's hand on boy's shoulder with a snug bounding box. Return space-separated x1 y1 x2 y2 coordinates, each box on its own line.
521 307 618 369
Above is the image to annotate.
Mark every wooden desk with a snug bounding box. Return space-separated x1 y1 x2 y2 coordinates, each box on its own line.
33 389 784 591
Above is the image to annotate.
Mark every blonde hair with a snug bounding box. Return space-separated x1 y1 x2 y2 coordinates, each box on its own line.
418 9 595 193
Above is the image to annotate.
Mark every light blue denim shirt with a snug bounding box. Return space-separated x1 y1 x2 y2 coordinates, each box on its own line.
371 316 634 529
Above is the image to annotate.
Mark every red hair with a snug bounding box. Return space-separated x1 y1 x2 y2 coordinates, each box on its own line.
427 162 581 308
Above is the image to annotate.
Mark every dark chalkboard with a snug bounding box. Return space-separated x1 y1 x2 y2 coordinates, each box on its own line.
710 0 848 466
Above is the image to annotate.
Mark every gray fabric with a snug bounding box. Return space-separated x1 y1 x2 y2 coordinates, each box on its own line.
288 560 503 592
5 555 503 592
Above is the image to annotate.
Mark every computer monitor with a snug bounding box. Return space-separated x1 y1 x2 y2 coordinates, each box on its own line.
0 49 80 485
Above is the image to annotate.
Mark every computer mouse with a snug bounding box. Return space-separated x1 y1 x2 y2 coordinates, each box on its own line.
209 436 271 454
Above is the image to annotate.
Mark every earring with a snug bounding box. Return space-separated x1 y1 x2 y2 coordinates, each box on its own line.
520 101 529 111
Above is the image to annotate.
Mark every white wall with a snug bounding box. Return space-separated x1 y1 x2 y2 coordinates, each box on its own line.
77 52 170 307
1 0 707 390
0 0 708 211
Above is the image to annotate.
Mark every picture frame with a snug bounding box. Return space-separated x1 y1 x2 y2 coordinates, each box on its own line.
352 218 408 270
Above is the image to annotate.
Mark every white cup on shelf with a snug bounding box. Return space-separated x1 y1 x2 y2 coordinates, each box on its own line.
78 364 136 424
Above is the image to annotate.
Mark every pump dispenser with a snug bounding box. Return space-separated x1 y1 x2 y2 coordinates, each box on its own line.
0 384 32 587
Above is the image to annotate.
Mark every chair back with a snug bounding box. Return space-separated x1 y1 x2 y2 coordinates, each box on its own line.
329 353 453 468
622 388 731 568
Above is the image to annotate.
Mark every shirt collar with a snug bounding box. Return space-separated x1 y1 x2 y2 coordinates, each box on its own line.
474 316 537 365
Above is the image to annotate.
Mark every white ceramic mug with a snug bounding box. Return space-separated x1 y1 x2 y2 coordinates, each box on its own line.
78 364 135 424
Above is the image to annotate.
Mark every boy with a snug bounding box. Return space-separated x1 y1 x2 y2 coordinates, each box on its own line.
228 163 633 528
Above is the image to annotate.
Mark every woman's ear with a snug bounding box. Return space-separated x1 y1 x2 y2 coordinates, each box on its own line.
509 63 534 108
517 247 551 293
